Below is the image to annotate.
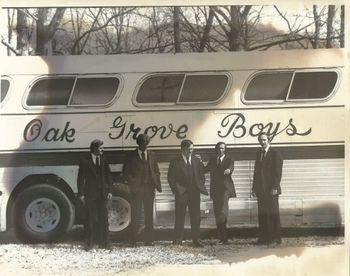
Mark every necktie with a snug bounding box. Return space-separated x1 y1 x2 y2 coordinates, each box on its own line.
186 156 191 166
261 149 265 161
218 158 221 166
96 156 100 171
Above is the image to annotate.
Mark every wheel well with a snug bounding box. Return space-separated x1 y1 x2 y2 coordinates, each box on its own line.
6 174 76 229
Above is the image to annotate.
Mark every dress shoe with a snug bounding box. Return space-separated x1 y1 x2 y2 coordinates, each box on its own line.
270 239 282 246
84 244 93 251
128 242 137 247
172 239 183 246
99 243 111 250
255 239 267 245
145 241 154 246
219 239 229 245
192 240 204 248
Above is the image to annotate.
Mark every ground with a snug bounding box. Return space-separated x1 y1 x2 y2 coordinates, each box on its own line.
0 235 345 276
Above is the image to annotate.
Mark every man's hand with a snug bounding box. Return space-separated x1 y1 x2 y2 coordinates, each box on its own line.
252 191 257 198
79 195 85 205
195 154 202 162
223 169 231 175
107 193 112 200
271 189 278 196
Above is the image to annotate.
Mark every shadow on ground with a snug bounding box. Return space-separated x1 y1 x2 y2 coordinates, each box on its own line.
0 226 343 244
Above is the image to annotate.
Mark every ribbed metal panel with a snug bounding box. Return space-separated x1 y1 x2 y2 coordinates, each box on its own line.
280 159 344 198
156 158 344 202
156 163 174 202
232 160 253 199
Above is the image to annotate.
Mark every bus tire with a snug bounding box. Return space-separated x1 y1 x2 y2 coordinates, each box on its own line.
13 184 75 243
107 190 132 239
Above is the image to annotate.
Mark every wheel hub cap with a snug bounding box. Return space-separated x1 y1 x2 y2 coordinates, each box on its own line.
25 198 61 233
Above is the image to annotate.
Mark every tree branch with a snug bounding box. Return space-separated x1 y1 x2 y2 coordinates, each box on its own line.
248 35 340 51
1 36 19 55
212 7 230 38
71 8 135 54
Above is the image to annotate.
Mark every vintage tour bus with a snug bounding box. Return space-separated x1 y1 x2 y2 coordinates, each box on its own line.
0 48 345 242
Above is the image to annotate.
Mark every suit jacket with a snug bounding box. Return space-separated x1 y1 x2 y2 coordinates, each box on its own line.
205 155 236 199
123 149 161 194
168 154 208 196
77 154 112 203
252 147 283 196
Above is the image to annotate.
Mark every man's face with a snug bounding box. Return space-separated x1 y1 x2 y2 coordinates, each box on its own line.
138 142 148 152
258 134 270 149
182 144 194 158
217 144 225 157
92 145 103 156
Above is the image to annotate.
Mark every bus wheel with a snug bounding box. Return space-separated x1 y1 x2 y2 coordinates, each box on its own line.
107 191 131 238
13 184 75 243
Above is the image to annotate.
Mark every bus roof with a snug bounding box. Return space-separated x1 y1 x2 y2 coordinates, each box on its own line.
1 48 345 75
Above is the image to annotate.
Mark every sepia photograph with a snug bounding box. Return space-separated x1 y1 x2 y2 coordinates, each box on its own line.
0 0 348 275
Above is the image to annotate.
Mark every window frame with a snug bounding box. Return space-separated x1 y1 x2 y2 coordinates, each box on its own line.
23 74 123 109
133 71 232 107
0 75 12 106
241 69 340 105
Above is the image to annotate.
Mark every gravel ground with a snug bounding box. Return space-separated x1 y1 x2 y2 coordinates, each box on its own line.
0 235 344 276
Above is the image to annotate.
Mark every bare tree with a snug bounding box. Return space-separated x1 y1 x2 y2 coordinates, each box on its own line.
173 6 182 53
16 9 29 55
272 5 311 49
69 7 135 54
36 8 66 55
326 5 335 48
75 8 103 54
3 5 343 56
311 5 321 49
124 7 175 54
147 7 165 53
340 5 344 48
211 6 252 51
3 8 35 55
69 8 89 54
148 7 171 53
199 7 215 51
241 7 263 50
7 9 17 55
178 6 215 52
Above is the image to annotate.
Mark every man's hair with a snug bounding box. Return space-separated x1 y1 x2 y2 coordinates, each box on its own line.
180 139 193 150
258 132 271 142
136 133 151 146
90 139 104 152
215 141 226 153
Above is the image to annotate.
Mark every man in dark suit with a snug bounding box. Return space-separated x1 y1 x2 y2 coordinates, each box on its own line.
204 142 236 244
123 134 162 246
77 139 113 251
168 139 208 247
252 132 283 246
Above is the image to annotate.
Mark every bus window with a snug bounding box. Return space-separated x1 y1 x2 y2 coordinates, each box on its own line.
244 70 338 103
136 73 229 104
136 74 184 103
178 75 228 103
27 77 74 106
1 79 10 102
69 77 120 106
244 72 292 101
287 71 338 100
26 76 121 107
